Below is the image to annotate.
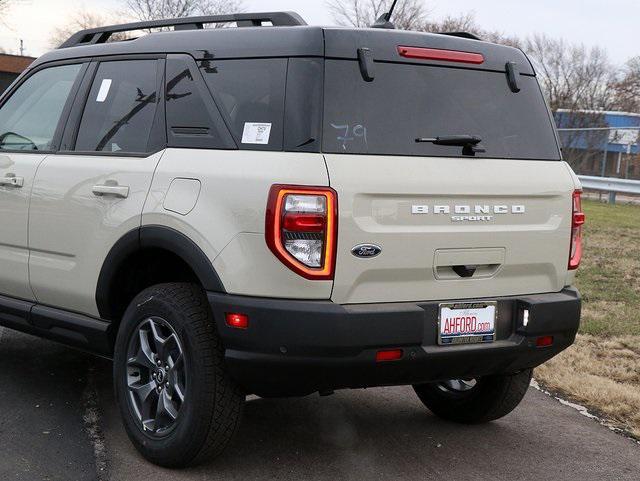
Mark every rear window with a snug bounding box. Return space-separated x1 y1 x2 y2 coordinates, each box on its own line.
323 60 560 160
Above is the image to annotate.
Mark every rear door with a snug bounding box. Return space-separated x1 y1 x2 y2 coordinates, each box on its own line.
29 58 165 316
0 63 84 301
322 31 575 304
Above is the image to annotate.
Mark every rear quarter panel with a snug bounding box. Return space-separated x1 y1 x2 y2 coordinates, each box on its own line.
142 149 332 299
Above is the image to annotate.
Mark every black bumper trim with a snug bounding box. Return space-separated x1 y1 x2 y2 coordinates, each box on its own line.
208 288 581 397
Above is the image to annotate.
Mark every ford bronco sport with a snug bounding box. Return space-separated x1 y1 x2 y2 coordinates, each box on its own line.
0 11 582 467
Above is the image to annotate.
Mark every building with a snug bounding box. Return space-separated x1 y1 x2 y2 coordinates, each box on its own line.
0 53 36 93
555 110 640 179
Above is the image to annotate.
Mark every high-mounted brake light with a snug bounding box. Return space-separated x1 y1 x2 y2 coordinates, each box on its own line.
266 185 338 280
397 46 485 64
568 190 585 270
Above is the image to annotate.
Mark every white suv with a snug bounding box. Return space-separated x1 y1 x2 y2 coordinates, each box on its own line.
0 12 583 468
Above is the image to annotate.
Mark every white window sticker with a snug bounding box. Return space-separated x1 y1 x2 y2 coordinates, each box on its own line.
241 122 272 145
96 79 112 102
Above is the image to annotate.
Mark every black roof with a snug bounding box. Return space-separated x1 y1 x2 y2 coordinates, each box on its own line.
30 12 534 75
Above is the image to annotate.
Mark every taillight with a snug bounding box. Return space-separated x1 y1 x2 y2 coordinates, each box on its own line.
568 190 585 270
266 185 338 280
397 46 485 64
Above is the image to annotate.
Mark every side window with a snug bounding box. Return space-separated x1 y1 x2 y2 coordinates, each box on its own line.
165 55 236 150
0 64 82 151
75 60 160 154
284 58 323 152
199 58 287 151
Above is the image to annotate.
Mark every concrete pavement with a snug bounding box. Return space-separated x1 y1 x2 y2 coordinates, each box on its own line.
1 328 639 481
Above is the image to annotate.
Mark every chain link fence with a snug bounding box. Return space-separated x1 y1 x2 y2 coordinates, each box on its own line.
557 125 640 203
557 126 640 180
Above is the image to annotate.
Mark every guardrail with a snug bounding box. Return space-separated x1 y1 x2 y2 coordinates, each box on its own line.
578 175 640 204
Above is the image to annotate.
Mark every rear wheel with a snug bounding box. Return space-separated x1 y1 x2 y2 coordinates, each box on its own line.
113 283 244 468
413 369 533 424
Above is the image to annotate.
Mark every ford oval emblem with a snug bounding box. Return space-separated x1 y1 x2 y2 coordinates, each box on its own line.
351 244 382 259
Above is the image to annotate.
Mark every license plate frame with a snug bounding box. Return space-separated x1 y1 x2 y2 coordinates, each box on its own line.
437 301 498 346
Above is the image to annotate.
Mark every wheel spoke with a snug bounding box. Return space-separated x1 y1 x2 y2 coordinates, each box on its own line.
128 329 156 369
167 352 183 376
172 380 185 403
162 390 178 420
149 319 166 358
131 381 156 404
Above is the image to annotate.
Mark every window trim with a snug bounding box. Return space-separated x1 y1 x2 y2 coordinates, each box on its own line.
0 60 90 154
58 54 167 158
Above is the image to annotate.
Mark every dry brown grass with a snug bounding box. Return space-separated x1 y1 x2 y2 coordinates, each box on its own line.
536 334 640 438
535 200 640 439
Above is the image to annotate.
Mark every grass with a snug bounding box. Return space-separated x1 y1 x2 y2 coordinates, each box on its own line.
535 199 640 438
576 201 640 337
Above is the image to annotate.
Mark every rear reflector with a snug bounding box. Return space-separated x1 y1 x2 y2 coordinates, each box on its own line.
398 46 485 64
536 335 554 348
225 313 249 330
376 349 403 362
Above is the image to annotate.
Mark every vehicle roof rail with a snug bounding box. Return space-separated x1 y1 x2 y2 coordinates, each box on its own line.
59 11 307 49
439 31 483 41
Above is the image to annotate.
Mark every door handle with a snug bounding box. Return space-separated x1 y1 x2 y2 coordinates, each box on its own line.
452 265 478 278
0 174 24 188
92 183 130 199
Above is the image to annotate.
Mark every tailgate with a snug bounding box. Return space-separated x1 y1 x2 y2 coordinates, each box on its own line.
327 155 575 304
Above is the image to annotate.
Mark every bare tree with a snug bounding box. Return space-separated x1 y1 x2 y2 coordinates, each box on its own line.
524 34 615 113
424 13 520 47
327 0 429 31
49 10 126 48
613 56 640 113
524 34 617 173
125 0 244 23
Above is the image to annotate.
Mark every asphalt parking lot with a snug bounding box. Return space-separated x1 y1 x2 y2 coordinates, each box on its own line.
1 327 639 481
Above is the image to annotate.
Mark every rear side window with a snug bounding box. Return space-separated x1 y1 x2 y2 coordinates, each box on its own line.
323 60 560 160
165 55 236 150
199 58 286 151
0 64 81 151
75 60 160 153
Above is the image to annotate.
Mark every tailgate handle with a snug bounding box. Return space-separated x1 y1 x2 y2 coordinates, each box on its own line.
452 265 477 278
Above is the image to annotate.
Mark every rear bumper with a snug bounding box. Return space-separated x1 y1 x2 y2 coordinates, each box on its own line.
208 288 581 397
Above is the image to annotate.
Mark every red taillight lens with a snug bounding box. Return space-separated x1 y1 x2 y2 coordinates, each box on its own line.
568 190 585 270
397 46 485 64
266 185 338 280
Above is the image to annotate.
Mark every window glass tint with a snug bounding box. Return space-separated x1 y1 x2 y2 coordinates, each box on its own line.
166 55 235 150
0 64 81 151
75 60 159 153
284 58 323 152
199 58 286 150
323 60 560 160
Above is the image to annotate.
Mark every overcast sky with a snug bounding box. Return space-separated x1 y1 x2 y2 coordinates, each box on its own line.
0 0 636 65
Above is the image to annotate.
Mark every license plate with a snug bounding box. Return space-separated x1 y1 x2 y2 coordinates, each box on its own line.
438 302 497 345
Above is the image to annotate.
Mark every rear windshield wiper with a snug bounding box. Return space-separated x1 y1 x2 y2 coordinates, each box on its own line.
415 135 486 156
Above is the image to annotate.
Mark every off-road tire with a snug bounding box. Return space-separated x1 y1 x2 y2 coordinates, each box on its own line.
113 283 244 468
413 369 533 424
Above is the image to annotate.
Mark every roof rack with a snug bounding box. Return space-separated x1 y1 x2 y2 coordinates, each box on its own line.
59 11 307 49
439 32 482 41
